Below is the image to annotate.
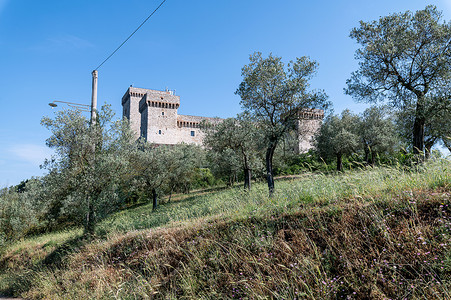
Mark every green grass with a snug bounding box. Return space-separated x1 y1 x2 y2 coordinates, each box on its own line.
0 158 450 299
97 159 450 236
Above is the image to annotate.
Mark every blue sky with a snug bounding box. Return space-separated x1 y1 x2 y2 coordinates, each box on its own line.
0 0 450 187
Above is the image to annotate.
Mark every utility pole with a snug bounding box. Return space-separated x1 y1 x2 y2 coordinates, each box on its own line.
48 70 100 235
91 70 98 125
86 69 98 235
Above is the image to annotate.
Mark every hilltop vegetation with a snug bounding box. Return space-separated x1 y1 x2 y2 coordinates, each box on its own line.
0 160 449 299
0 5 450 299
3 102 442 248
2 5 449 243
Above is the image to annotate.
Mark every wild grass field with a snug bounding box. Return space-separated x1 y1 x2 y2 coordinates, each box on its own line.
0 159 450 299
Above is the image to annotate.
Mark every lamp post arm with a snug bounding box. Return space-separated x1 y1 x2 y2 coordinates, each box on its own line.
50 100 90 108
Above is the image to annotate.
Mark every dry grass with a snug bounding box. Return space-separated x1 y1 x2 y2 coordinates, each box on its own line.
0 159 450 299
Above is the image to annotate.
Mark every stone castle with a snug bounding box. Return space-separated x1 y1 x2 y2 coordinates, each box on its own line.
122 87 324 152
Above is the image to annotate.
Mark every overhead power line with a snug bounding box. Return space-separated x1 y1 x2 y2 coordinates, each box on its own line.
94 0 167 70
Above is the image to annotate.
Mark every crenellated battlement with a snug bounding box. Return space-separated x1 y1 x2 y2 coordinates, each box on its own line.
123 87 221 146
299 108 325 120
122 86 323 152
122 87 177 105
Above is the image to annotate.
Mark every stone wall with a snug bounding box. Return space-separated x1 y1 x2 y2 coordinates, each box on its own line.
122 87 323 152
124 87 222 146
176 115 223 145
296 108 324 153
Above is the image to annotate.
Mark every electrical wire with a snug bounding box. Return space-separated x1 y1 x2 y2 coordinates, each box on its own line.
94 0 167 70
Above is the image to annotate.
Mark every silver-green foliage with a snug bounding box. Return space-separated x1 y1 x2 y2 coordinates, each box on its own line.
207 148 241 186
345 5 451 155
41 105 134 233
315 110 360 171
236 52 329 193
359 106 399 164
0 179 44 246
204 115 264 189
396 96 451 156
126 141 207 209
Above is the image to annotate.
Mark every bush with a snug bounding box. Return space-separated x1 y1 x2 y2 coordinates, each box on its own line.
0 179 44 246
191 168 217 189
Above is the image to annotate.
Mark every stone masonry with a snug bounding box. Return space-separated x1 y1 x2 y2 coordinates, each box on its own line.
296 108 325 153
122 87 324 152
122 87 222 146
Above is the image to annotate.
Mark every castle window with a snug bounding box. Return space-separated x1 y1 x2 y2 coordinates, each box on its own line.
162 112 164 116
191 131 195 137
159 130 162 134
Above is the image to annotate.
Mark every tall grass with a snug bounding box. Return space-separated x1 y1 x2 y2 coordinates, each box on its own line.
96 159 450 236
0 159 449 299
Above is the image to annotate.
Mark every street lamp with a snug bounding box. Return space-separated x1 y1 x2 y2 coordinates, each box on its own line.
48 100 90 112
49 70 98 125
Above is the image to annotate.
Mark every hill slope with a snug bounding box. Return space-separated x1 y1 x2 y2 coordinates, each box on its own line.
1 160 450 299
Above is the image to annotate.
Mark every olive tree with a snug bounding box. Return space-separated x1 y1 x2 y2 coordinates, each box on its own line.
443 136 451 154
162 144 204 199
128 143 168 210
396 90 451 158
206 148 241 187
236 52 329 195
127 143 203 209
41 105 133 234
359 106 398 165
0 178 44 245
315 110 360 171
345 5 451 157
204 115 263 190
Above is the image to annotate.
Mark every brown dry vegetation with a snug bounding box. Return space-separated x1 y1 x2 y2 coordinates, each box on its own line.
0 162 450 299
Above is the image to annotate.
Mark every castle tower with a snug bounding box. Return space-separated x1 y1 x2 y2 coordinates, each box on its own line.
122 86 321 152
121 87 147 137
122 87 222 145
296 108 324 153
138 89 180 143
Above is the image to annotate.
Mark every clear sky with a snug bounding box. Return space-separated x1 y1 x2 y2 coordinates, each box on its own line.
0 0 450 187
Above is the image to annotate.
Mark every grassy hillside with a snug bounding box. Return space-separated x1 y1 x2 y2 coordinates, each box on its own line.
0 160 450 299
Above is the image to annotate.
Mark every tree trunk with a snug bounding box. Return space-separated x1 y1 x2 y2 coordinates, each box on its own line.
412 99 425 158
152 188 158 210
443 138 451 153
266 144 277 197
244 168 252 190
364 146 370 165
336 153 343 172
371 152 376 166
243 153 251 190
425 143 433 160
85 197 95 235
424 136 438 160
